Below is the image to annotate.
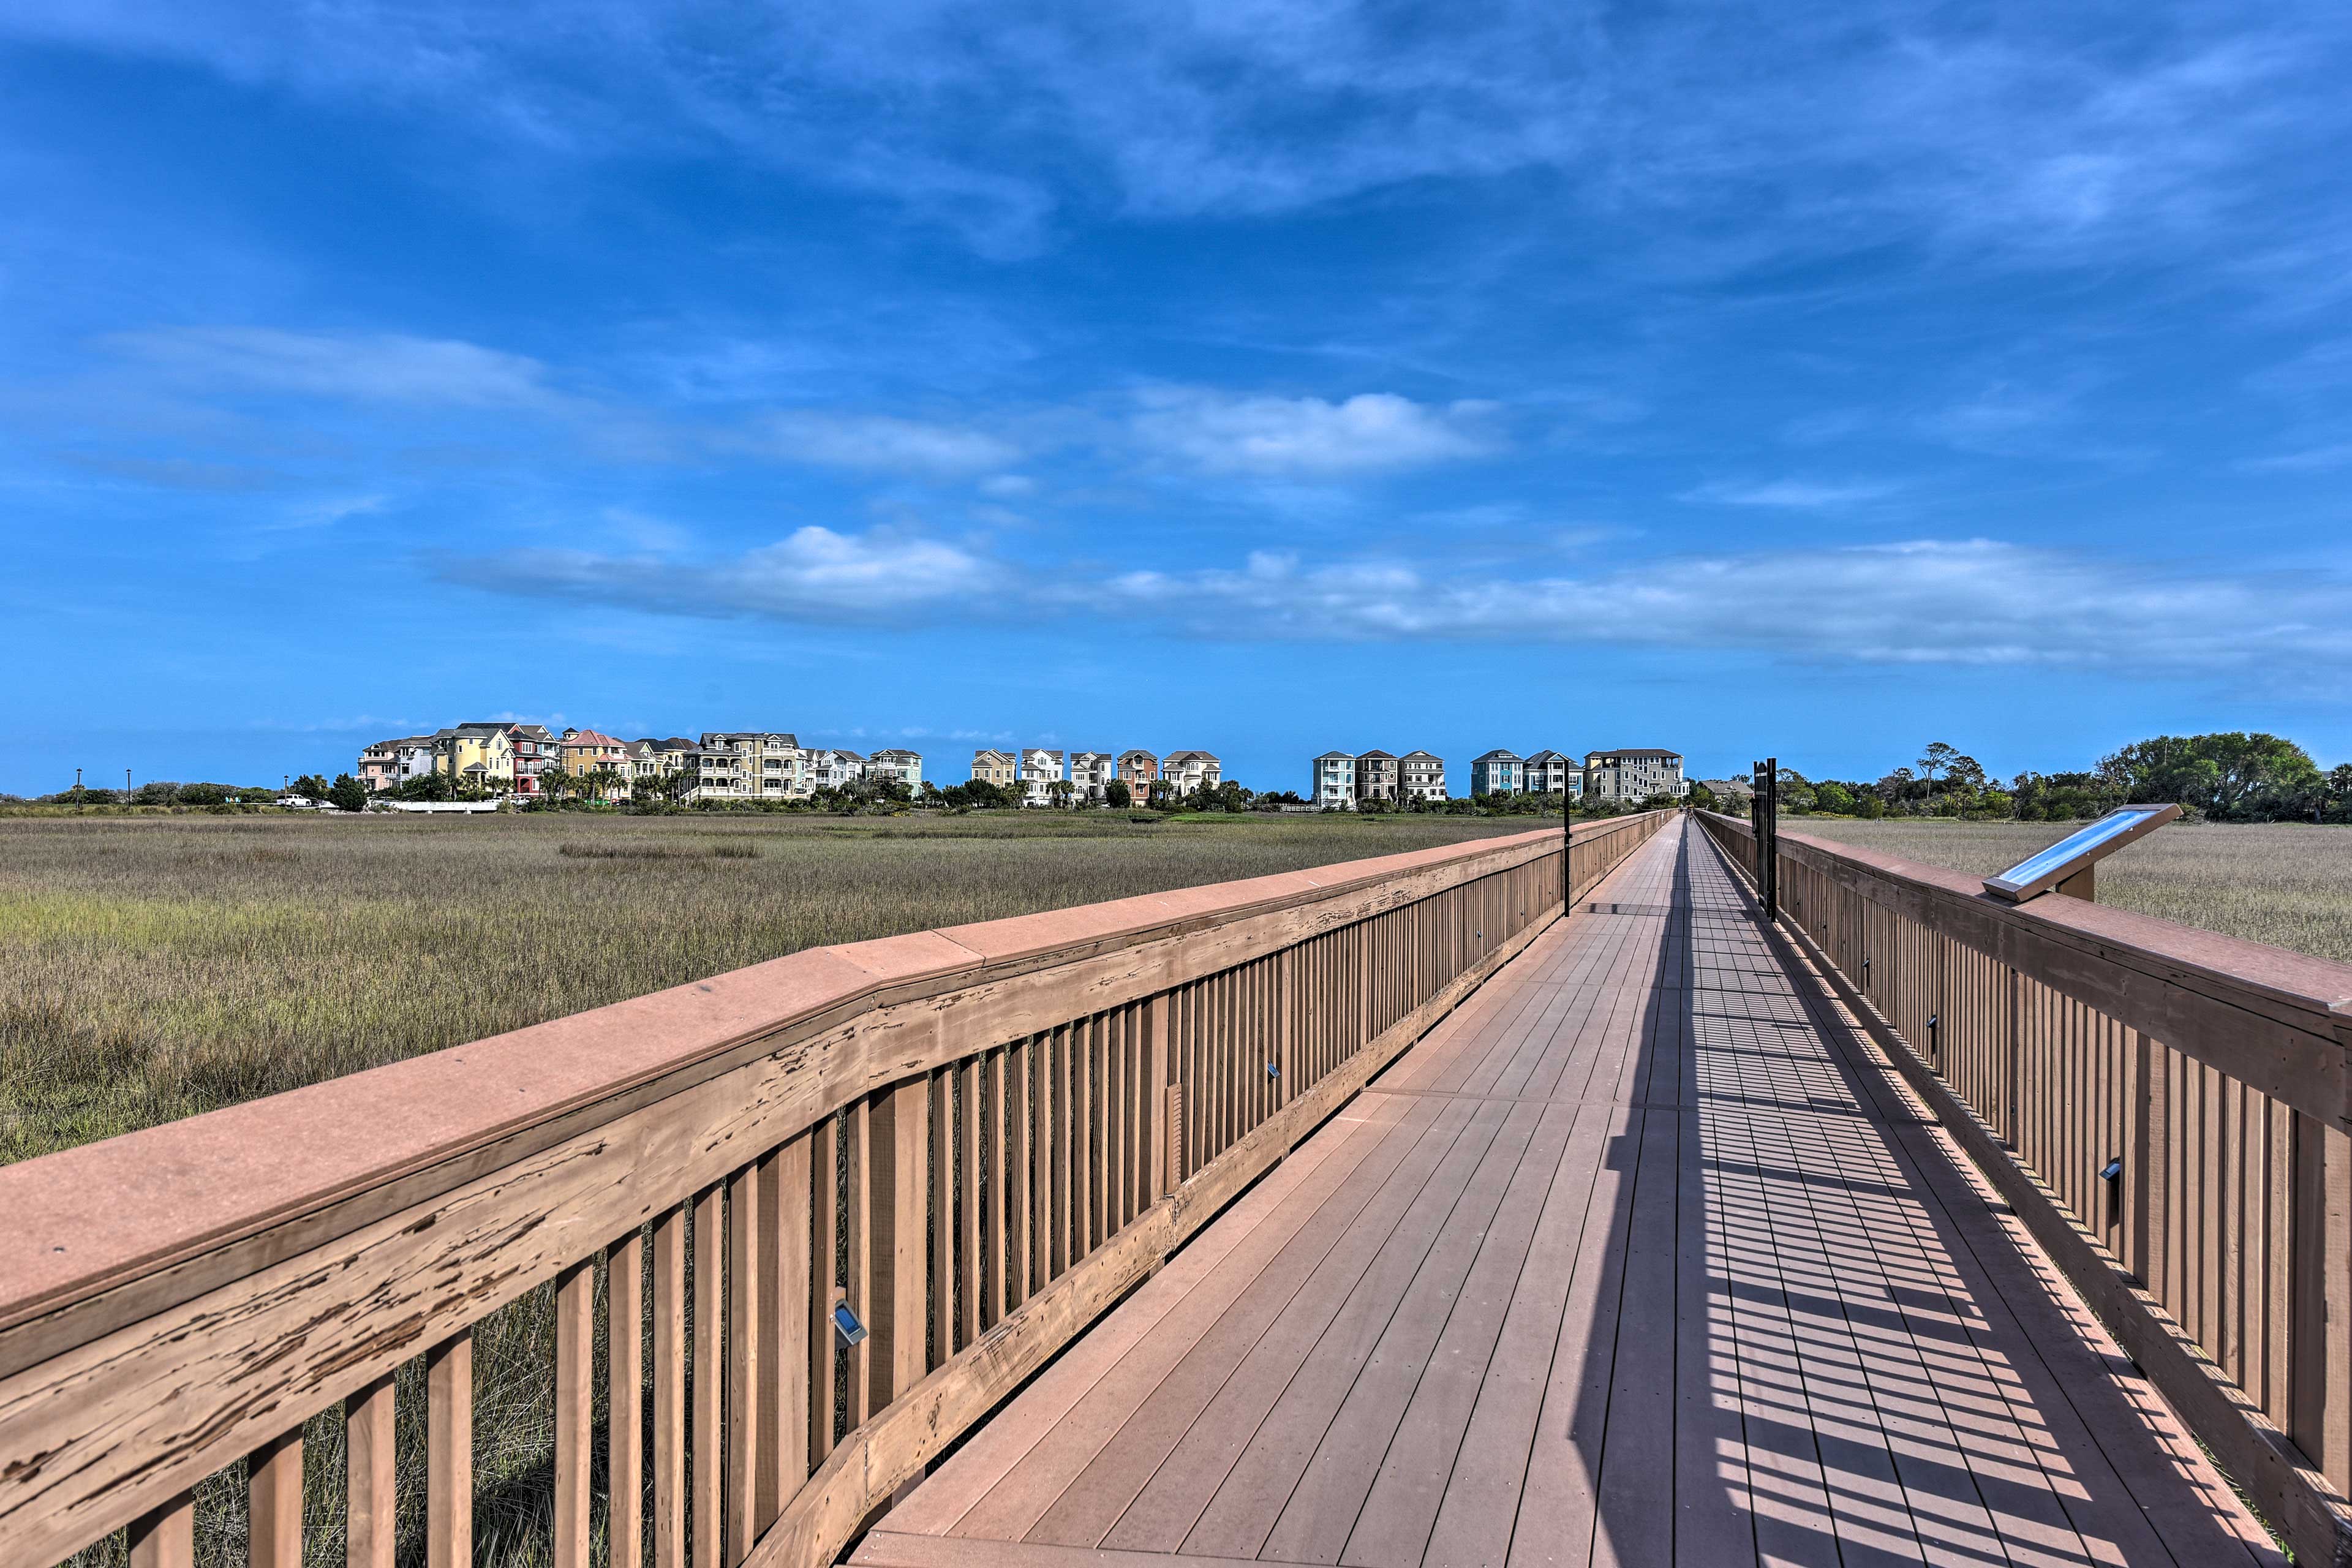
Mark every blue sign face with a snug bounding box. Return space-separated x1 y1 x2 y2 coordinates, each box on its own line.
832 1302 868 1347
1985 805 2171 898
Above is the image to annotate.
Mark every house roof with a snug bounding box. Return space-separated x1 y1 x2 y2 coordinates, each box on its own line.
1473 749 1524 764
870 748 919 760
1398 750 1442 763
1525 750 1564 764
565 729 625 747
1356 749 1395 761
1587 748 1682 761
1314 750 1354 761
1118 749 1157 763
1163 750 1219 764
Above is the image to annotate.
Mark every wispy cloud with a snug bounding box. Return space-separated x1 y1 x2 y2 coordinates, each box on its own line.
1131 388 1501 475
2238 441 2352 473
1680 478 1900 509
12 2 2339 288
443 524 1005 623
442 529 2352 681
105 327 567 410
737 410 1023 475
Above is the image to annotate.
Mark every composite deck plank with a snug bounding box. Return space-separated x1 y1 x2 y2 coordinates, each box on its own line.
1026 1094 1457 1548
1102 1098 1492 1553
952 1096 1406 1546
865 822 2277 1568
1340 1101 1579 1566
1180 1101 1522 1559
1259 1099 1552 1563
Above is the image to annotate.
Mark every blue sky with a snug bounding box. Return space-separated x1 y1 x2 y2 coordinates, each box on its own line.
6 1 2352 795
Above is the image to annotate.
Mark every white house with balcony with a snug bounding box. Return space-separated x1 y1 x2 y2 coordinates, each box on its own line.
1020 748 1066 807
1069 751 1117 803
1313 751 1357 810
1584 748 1688 802
695 732 801 801
1160 750 1221 801
1399 750 1447 802
1523 750 1580 797
867 748 922 791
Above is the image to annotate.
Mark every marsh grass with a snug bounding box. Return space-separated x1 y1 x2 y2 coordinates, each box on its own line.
10 809 1556 1567
1791 818 2352 965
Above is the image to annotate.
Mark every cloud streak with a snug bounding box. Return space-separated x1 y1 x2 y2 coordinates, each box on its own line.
440 529 2352 681
1131 388 1501 475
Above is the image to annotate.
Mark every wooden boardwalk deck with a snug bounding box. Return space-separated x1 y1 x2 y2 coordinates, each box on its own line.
856 820 2282 1568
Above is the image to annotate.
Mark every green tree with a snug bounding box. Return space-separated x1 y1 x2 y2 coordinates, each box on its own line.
2100 733 2323 820
328 773 369 812
292 773 331 802
1915 742 1957 815
1104 778 1131 809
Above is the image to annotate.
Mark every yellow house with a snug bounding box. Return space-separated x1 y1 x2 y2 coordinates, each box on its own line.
560 729 629 775
970 748 1017 788
432 724 516 792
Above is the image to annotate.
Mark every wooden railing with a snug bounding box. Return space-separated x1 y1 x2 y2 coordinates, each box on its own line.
0 811 1666 1568
1696 810 2352 1566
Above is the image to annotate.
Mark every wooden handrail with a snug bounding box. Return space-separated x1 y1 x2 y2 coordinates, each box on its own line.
1694 810 2352 1566
0 810 1668 1568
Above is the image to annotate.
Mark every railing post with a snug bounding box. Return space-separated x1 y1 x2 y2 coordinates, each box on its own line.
1147 993 1170 1195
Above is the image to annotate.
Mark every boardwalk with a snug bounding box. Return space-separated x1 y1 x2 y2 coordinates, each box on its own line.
859 819 2280 1567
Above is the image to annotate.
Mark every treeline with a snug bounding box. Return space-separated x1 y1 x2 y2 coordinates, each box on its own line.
1778 733 2352 823
10 779 285 808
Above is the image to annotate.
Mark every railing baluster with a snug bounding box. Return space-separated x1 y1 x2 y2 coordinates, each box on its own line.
846 1096 873 1423
555 1259 594 1568
347 1374 396 1568
763 1134 812 1519
428 1327 472 1568
809 1116 840 1464
1031 1033 1053 1290
960 1057 982 1347
247 1427 301 1568
872 1078 927 1412
654 1203 687 1568
725 1165 760 1566
931 1067 954 1368
126 1494 193 1568
611 1227 646 1568
692 1183 723 1568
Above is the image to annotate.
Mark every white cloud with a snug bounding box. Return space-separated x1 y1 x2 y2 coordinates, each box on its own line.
2239 441 2352 473
1680 478 1899 508
445 529 2352 682
105 327 564 410
979 473 1036 497
743 411 1022 475
9 3 2336 290
1131 388 1501 475
1084 540 2352 676
445 524 1003 623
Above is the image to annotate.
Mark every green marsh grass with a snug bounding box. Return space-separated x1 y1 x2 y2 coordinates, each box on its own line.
8 809 1561 1566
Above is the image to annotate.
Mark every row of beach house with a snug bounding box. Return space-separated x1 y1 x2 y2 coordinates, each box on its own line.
1310 747 1687 809
355 725 1226 805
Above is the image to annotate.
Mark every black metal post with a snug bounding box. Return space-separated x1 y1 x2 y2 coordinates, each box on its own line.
1761 755 1779 921
1561 763 1573 913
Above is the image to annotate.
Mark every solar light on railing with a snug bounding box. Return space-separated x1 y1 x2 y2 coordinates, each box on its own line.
1267 1061 1281 1079
2101 1158 2124 1183
832 1301 868 1348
